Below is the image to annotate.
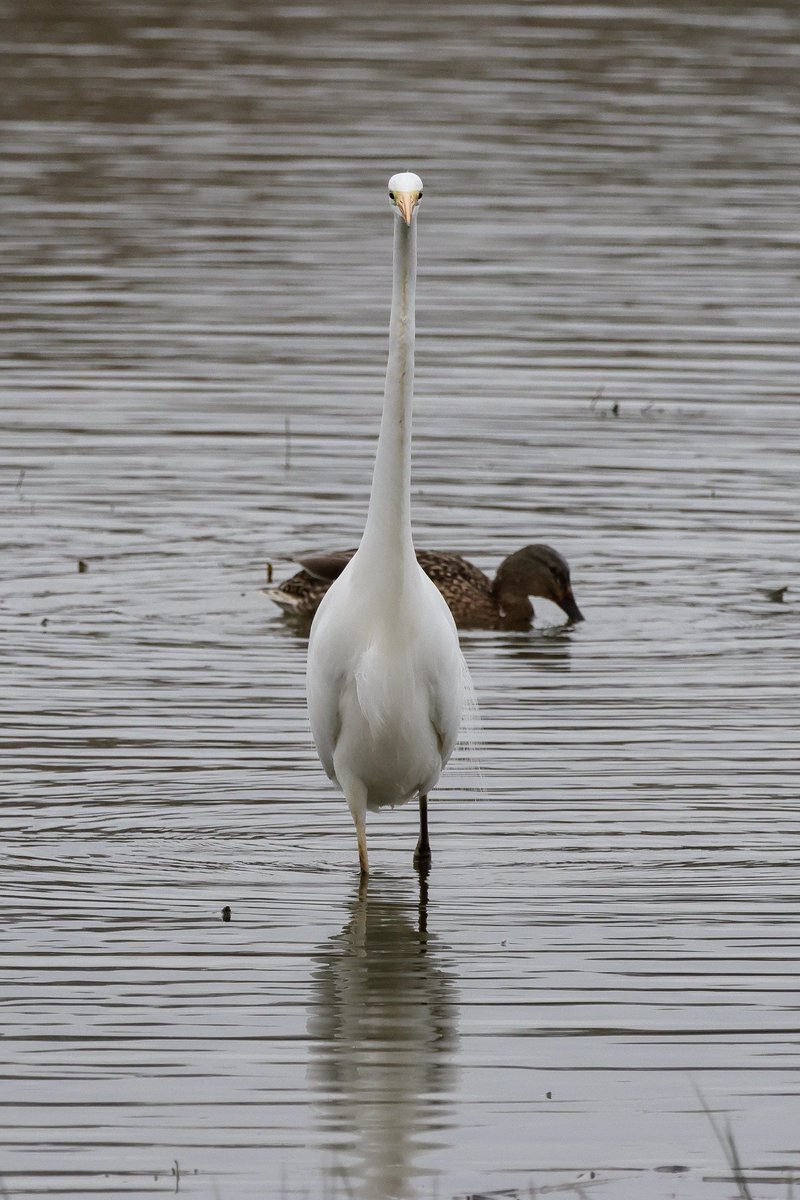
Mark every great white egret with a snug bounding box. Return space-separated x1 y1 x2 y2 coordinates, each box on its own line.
306 171 469 877
267 543 584 627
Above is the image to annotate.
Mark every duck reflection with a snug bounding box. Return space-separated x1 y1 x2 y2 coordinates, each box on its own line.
496 625 578 671
307 875 457 1199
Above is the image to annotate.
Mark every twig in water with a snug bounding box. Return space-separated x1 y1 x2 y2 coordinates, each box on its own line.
326 1163 356 1200
692 1081 753 1200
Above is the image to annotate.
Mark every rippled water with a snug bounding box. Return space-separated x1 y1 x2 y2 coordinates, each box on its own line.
2 1 799 1197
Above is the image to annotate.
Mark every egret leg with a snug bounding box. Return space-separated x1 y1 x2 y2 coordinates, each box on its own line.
413 792 431 872
356 821 369 877
344 777 369 876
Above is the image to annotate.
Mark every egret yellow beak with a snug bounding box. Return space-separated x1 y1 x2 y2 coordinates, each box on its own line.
394 191 419 225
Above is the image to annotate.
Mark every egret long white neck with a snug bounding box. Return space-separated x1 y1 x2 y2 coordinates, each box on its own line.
360 214 417 566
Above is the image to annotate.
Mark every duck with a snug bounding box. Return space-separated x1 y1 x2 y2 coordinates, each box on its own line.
266 543 583 630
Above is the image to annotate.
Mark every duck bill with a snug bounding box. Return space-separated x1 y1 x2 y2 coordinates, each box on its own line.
560 591 584 623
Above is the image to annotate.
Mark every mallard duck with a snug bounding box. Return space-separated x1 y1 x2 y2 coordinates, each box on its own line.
266 543 583 630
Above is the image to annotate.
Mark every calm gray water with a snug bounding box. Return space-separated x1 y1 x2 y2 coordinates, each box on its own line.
2 2 799 1197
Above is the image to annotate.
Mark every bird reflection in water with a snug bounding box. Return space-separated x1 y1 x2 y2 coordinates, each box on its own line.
307 875 457 1199
488 622 580 673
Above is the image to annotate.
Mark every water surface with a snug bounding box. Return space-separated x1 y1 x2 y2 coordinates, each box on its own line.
2 1 799 1197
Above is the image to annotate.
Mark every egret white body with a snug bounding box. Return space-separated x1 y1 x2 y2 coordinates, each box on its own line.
306 172 468 875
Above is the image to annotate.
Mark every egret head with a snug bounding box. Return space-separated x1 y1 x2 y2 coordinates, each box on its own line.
388 171 423 225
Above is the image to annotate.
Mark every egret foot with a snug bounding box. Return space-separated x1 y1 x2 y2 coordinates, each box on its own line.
413 838 431 870
413 793 431 872
413 847 431 873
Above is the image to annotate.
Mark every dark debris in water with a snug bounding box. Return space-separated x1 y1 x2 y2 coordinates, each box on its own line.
453 1174 601 1200
453 1190 520 1200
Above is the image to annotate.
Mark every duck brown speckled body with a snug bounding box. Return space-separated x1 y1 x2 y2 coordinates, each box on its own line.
265 544 583 630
